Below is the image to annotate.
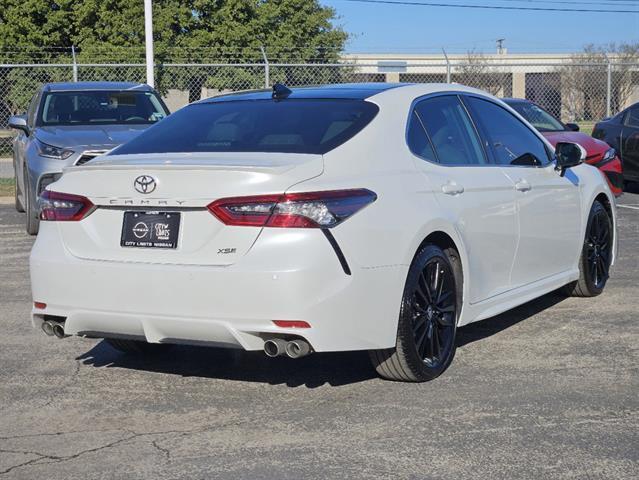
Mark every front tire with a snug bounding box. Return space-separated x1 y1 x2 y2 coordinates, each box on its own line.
106 338 172 355
370 244 462 382
562 200 612 297
14 161 24 213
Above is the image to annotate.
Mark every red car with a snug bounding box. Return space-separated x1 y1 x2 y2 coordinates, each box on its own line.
504 98 623 197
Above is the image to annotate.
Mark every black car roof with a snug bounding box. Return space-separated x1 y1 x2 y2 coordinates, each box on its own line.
198 83 407 104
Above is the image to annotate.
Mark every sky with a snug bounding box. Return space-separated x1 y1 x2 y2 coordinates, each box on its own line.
322 0 639 54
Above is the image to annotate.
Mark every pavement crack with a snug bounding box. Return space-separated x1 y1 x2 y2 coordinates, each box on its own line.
151 439 171 462
41 359 81 408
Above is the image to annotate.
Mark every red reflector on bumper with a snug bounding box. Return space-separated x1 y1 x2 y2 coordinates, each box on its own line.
272 320 311 329
34 302 47 309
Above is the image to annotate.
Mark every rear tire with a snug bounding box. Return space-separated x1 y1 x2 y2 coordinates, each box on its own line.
23 168 39 235
562 200 612 297
106 338 172 355
369 244 462 382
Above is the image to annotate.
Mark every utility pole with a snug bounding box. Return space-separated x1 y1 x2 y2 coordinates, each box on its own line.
442 48 451 84
144 0 154 87
496 38 505 55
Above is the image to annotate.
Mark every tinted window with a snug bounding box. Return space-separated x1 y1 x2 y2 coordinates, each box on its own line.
414 96 486 165
406 111 437 162
38 91 168 126
465 97 550 166
115 99 379 156
507 101 565 132
626 107 639 128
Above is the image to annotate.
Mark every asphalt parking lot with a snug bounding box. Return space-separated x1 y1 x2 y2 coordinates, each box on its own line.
0 195 637 480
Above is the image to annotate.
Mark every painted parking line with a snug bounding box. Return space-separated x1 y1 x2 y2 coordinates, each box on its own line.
618 205 639 210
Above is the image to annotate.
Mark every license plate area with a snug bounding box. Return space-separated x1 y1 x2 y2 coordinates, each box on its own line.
121 211 180 249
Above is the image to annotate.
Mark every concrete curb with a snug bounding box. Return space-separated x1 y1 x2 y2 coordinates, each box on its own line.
0 196 13 205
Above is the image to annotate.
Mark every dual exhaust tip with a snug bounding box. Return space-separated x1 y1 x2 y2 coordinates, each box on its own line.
41 320 67 339
264 338 311 359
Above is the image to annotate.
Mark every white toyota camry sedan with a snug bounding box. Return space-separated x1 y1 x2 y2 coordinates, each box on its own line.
30 83 616 382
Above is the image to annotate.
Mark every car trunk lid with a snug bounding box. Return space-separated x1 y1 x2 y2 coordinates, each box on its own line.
50 152 323 266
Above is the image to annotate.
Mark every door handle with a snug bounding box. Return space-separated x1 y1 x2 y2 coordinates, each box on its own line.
441 183 464 195
514 179 532 192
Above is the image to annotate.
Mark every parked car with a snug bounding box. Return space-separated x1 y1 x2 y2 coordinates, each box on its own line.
30 83 616 382
592 101 639 186
8 81 170 235
503 98 623 196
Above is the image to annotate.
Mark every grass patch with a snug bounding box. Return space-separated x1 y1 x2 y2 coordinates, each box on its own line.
0 177 15 197
576 121 596 135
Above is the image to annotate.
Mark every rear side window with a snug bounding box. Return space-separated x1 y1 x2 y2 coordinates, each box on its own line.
114 99 379 156
413 96 486 165
406 112 437 162
465 97 550 166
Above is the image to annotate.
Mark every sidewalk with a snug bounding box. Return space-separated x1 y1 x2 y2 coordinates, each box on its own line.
0 158 13 179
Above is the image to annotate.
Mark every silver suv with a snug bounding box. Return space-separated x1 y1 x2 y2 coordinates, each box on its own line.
9 82 170 234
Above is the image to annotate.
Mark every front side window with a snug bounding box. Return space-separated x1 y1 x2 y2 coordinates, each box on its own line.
27 93 40 126
114 99 379 156
38 90 168 126
413 95 486 166
507 101 565 132
465 97 550 166
625 107 639 128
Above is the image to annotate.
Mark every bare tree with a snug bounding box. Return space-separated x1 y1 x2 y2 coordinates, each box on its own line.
453 50 510 96
558 42 639 121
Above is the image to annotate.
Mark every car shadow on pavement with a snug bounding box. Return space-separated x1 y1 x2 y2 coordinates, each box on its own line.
76 291 568 387
456 291 567 347
77 341 378 388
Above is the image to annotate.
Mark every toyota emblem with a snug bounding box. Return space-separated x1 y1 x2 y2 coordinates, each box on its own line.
134 175 157 194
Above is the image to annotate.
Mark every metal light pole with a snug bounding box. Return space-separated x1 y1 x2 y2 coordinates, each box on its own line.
144 0 154 87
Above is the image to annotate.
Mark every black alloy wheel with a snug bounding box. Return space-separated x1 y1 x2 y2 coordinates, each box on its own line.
585 205 612 290
370 244 462 382
562 200 612 297
412 257 456 368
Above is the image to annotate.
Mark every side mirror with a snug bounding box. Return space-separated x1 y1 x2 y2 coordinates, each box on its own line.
8 115 29 135
555 142 585 176
565 122 580 132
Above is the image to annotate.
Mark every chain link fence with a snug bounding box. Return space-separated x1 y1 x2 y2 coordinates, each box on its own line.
1 56 638 155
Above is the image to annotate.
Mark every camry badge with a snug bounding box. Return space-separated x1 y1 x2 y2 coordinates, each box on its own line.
134 175 157 194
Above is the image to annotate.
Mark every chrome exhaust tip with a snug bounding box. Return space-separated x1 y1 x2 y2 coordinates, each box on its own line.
41 321 55 336
285 339 311 359
52 323 67 339
264 338 287 357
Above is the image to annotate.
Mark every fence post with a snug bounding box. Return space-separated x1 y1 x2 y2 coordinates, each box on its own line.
71 45 78 82
442 48 451 83
606 59 612 118
260 46 269 88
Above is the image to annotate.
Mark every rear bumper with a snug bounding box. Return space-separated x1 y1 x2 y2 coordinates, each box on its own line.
30 224 407 352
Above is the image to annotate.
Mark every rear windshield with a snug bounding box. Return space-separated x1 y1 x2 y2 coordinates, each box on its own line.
38 90 168 126
113 99 379 155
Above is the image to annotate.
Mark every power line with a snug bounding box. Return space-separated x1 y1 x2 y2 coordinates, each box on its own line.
488 0 639 4
340 0 639 13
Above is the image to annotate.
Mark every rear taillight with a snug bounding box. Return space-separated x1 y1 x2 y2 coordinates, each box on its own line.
208 189 377 228
39 190 95 222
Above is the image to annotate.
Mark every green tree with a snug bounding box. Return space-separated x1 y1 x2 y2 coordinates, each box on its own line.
0 0 348 108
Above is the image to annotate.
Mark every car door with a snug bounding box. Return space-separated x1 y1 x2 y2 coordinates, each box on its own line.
621 105 639 182
14 92 39 193
409 95 519 304
463 95 582 288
